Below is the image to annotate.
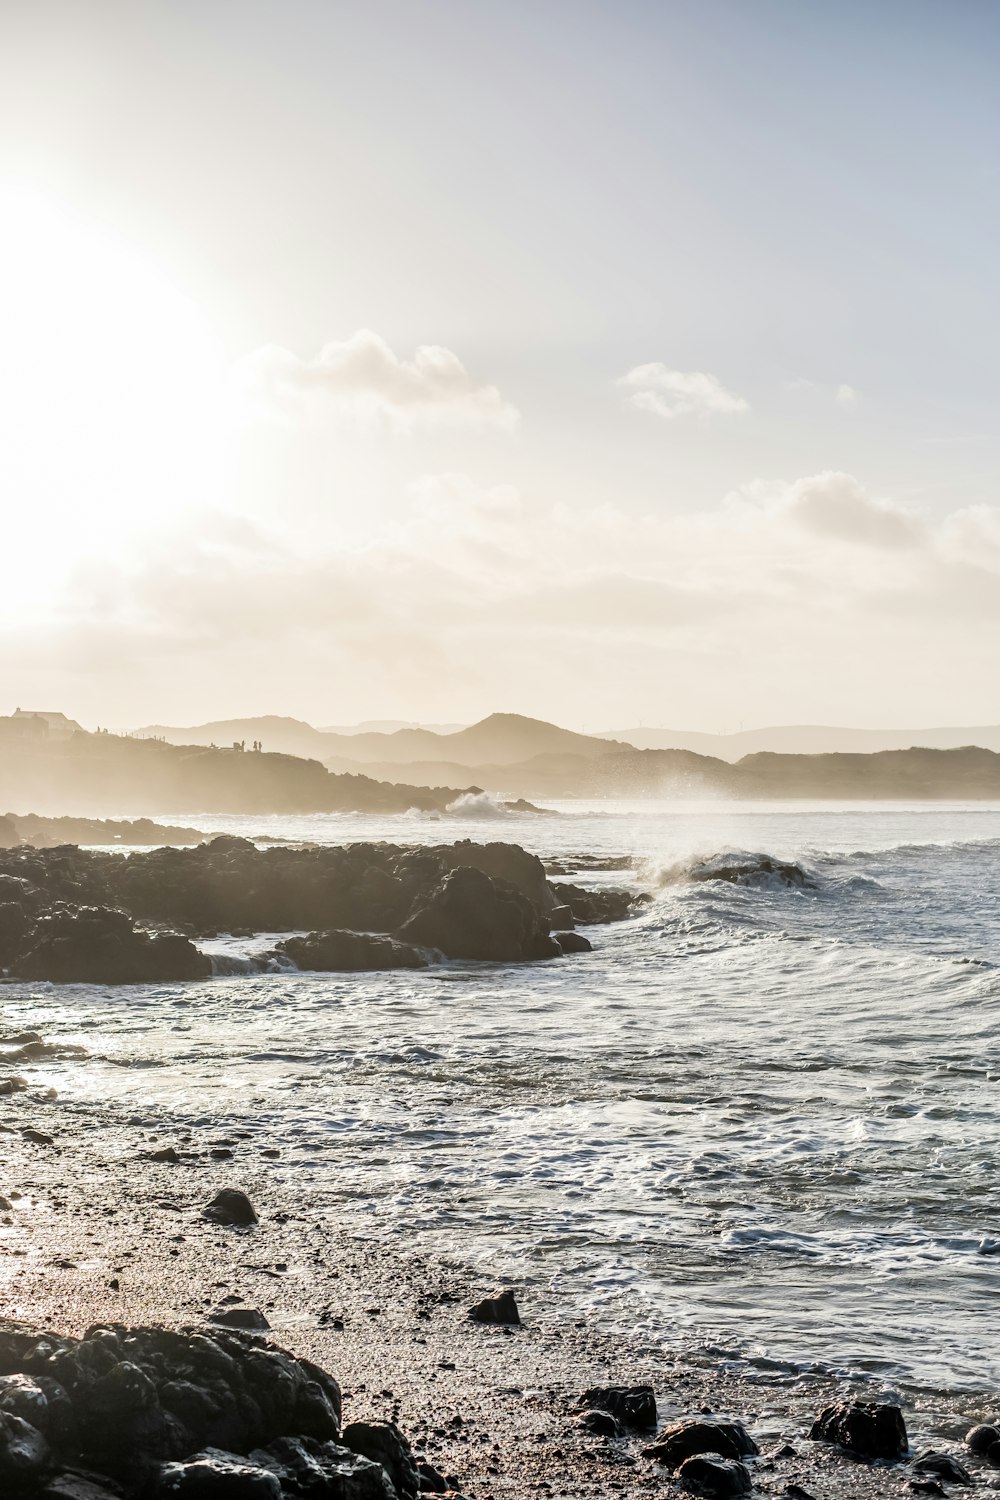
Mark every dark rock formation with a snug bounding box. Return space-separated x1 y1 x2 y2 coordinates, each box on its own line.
0 1321 351 1495
580 1385 657 1431
12 907 210 985
645 1419 758 1467
966 1424 1000 1455
398 867 560 962
0 836 634 981
910 1452 972 1484
554 930 592 954
549 882 641 924
468 1291 521 1325
274 931 428 972
202 1190 258 1227
687 853 816 889
341 1421 420 1500
809 1401 908 1460
677 1454 752 1496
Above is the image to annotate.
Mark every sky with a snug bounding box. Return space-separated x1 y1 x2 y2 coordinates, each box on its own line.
2 0 1000 732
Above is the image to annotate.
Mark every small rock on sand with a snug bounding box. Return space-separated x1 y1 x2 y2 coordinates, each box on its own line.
202 1188 258 1226
468 1290 520 1325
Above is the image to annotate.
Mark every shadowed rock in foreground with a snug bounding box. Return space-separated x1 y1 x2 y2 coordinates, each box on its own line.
0 837 643 983
0 1319 418 1497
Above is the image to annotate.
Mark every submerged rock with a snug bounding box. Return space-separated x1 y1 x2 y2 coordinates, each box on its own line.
809 1401 908 1460
911 1451 972 1484
687 852 816 890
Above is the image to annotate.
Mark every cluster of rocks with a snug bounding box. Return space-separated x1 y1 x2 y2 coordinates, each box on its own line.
0 815 204 852
568 1390 1000 1498
0 837 644 984
0 1319 434 1498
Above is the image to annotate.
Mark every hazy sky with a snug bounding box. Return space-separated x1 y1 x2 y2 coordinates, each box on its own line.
2 0 1000 731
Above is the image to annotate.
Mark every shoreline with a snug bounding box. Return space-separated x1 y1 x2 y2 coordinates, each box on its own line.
1 1084 994 1498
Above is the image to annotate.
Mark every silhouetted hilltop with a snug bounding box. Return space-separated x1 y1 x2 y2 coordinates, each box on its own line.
599 722 1000 758
0 728 471 817
141 712 630 769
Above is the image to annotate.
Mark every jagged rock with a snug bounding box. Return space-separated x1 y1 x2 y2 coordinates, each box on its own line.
688 853 815 889
911 1451 972 1484
157 1448 282 1496
399 867 559 962
581 1385 657 1431
809 1401 908 1460
468 1290 521 1325
342 1420 420 1500
11 906 210 985
274 931 428 972
677 1454 752 1496
0 1409 51 1484
645 1419 758 1467
549 882 639 924
416 1458 449 1492
255 1436 397 1496
202 1190 258 1226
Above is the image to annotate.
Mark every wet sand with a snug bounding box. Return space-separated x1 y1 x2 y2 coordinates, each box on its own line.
0 1082 995 1499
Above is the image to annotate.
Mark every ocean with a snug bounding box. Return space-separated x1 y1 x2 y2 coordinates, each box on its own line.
4 799 999 1408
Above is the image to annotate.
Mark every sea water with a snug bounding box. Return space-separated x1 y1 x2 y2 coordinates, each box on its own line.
3 800 999 1401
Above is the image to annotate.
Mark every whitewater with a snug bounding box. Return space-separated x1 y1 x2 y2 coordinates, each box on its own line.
3 799 999 1407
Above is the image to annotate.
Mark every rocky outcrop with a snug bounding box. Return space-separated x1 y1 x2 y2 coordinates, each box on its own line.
0 836 638 981
0 1320 364 1496
398 866 560 962
12 907 211 985
274 931 429 972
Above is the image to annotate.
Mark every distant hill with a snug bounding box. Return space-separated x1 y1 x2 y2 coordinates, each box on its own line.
599 723 1000 759
324 744 1000 801
320 720 466 735
141 712 631 769
0 727 473 817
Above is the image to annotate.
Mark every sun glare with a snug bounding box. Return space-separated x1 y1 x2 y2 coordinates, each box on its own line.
0 183 225 610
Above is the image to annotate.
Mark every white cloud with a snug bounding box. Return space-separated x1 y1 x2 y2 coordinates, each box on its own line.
836 383 859 407
236 329 519 432
619 364 749 420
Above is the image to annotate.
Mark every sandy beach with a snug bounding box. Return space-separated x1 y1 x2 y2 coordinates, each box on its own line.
2 1074 995 1499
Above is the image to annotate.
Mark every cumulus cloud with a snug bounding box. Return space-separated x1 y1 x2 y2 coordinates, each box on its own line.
237 329 519 432
836 383 859 407
783 472 921 549
619 364 749 420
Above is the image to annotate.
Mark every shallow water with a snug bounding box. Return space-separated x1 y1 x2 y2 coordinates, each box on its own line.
4 799 1000 1401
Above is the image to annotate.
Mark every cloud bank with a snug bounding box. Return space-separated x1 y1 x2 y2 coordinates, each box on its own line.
17 469 1000 727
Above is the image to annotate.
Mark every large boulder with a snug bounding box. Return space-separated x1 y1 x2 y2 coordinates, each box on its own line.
809 1401 908 1460
274 931 429 972
435 841 556 912
397 866 560 962
10 907 211 984
0 1321 346 1492
645 1419 758 1468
